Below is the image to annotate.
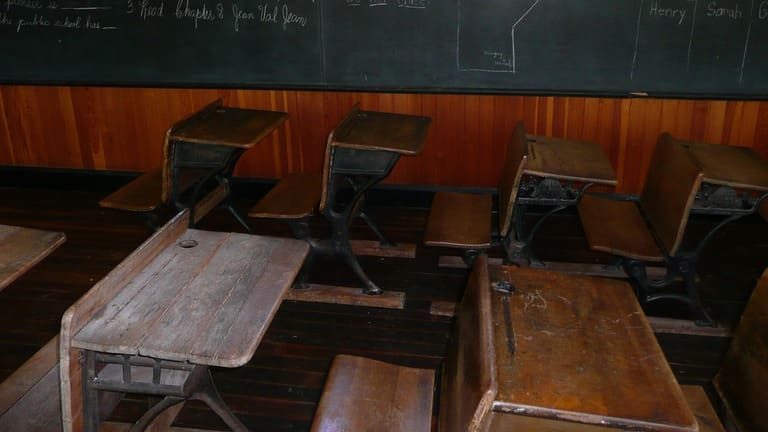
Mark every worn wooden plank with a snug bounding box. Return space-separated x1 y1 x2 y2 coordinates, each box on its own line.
73 229 228 355
285 284 405 309
0 225 65 291
0 336 59 417
0 363 62 432
192 238 308 367
138 233 276 364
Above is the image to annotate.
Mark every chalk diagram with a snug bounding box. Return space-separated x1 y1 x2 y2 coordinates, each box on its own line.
458 0 762 87
457 0 542 73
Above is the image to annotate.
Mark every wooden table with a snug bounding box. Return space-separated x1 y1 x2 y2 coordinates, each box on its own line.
168 104 287 230
59 211 308 432
486 265 697 431
0 224 65 291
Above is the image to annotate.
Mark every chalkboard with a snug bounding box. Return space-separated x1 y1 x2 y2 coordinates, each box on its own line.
2 0 768 98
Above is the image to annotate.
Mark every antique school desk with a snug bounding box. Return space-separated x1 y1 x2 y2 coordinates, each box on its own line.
59 211 309 432
167 102 287 230
486 265 697 431
315 109 430 295
100 99 287 231
512 135 617 265
0 224 65 292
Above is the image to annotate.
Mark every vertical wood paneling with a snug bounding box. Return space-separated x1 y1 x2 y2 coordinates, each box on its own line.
1 85 768 193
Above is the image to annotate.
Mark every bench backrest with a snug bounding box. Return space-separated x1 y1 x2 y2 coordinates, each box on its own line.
497 122 529 238
438 254 497 432
715 269 768 432
318 106 360 213
160 99 224 203
59 211 188 432
640 133 703 256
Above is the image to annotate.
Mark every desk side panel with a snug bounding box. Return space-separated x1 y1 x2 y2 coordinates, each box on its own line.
59 211 188 432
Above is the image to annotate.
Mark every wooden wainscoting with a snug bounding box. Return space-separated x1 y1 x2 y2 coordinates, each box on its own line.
1 86 767 193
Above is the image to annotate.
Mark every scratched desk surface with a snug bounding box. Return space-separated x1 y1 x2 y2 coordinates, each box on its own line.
489 265 697 432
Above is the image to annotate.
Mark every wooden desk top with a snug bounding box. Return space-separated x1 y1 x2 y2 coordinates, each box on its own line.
72 229 308 368
680 141 768 191
0 225 65 291
331 109 431 155
489 265 696 432
525 135 618 185
170 107 288 148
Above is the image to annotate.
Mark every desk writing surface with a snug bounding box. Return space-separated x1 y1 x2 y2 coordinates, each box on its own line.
331 110 431 155
170 107 288 148
72 229 308 368
680 141 768 192
0 225 65 291
525 136 617 185
490 266 696 432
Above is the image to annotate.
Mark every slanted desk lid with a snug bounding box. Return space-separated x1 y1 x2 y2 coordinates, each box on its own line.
489 266 697 432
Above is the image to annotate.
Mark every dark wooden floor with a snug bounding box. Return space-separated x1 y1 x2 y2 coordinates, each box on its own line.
0 182 766 431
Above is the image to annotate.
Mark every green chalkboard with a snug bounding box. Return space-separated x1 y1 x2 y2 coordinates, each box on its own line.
1 0 767 97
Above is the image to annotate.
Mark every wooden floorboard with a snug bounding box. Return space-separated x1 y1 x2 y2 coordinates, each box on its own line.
0 184 766 430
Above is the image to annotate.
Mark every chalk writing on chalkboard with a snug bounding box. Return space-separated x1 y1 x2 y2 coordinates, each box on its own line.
1 0 768 96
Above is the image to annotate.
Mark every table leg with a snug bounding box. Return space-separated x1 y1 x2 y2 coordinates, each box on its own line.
191 368 248 432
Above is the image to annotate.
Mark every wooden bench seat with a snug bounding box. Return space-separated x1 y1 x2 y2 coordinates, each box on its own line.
99 169 164 212
578 194 664 261
423 122 527 263
424 191 492 248
248 173 322 219
0 336 62 432
0 224 66 292
311 254 495 431
311 355 435 432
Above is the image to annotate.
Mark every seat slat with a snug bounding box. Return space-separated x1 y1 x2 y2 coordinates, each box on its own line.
99 169 163 212
578 194 664 261
248 173 322 219
424 191 492 249
310 355 434 432
680 386 725 432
